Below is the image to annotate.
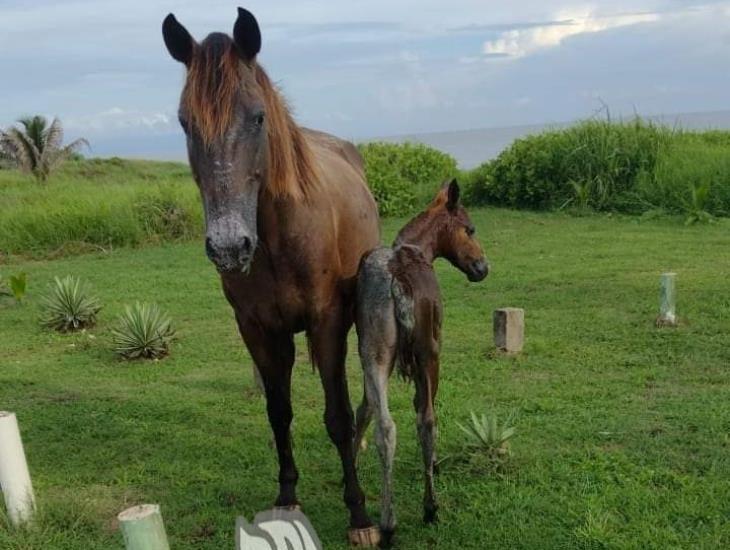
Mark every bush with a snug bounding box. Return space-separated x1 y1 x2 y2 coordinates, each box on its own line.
112 302 175 360
464 117 730 219
40 276 101 332
468 118 669 211
359 142 458 216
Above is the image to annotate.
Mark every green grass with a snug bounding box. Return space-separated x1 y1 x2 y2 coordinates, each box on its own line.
0 158 201 259
1 209 729 549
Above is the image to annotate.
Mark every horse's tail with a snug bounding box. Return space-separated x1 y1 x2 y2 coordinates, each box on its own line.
391 275 416 381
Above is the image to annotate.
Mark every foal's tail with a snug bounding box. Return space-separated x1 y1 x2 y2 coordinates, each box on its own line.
391 276 416 381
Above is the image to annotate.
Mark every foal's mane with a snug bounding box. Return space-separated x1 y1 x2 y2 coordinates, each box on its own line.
182 34 318 200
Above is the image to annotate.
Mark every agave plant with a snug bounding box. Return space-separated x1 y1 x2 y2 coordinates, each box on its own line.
458 409 518 461
41 276 101 332
0 115 88 182
112 302 175 360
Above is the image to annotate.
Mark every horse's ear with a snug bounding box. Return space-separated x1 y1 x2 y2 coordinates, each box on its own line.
162 13 194 65
446 178 460 211
233 7 262 61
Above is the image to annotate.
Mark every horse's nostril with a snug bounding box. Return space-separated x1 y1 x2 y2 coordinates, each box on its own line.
205 237 216 260
241 236 252 255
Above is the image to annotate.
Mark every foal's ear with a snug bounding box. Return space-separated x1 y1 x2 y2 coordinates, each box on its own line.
446 178 460 211
233 7 262 61
162 13 195 65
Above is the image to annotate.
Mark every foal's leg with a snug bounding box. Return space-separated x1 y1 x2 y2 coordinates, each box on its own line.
414 353 440 524
362 351 397 543
310 307 375 532
240 325 299 508
353 389 373 460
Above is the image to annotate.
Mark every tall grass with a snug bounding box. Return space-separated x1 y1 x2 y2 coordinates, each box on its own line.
465 118 730 220
0 158 202 258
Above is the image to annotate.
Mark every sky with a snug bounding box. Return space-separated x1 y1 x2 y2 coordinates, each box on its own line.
1 0 729 159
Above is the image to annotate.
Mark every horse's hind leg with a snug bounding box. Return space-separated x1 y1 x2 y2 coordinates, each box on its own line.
363 352 397 544
414 353 440 524
354 388 372 461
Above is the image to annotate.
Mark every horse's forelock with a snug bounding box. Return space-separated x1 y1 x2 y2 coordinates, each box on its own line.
182 34 318 200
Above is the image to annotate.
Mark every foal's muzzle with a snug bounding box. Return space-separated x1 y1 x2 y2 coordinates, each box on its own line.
466 258 489 282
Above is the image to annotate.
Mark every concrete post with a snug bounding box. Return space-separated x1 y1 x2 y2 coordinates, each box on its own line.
118 504 170 550
0 411 35 527
493 308 524 353
657 273 678 327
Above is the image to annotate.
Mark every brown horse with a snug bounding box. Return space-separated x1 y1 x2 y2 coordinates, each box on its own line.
162 8 381 544
354 180 488 544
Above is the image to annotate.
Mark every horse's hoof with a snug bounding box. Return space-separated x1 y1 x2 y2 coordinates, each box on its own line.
379 527 395 548
423 506 439 524
348 525 381 547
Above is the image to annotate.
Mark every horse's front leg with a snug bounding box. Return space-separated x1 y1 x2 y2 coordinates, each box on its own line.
240 323 299 508
414 353 440 524
309 307 377 540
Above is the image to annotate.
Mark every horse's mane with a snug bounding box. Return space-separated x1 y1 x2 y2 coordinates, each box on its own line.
182 34 318 200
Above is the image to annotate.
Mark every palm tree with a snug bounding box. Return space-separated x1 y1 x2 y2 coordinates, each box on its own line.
0 116 88 182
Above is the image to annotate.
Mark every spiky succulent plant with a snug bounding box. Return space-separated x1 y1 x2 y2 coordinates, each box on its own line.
112 302 175 360
40 275 101 332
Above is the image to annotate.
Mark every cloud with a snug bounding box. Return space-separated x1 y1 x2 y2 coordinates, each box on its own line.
483 10 661 58
65 107 173 134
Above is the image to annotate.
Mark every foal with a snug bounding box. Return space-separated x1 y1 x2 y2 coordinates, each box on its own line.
354 179 488 543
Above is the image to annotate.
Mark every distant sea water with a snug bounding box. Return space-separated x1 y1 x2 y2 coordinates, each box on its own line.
372 110 730 169
91 110 730 167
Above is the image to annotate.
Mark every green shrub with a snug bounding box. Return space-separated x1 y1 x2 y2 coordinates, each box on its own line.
465 118 730 218
0 273 27 303
468 118 669 211
112 302 175 360
636 136 730 219
40 276 101 332
359 142 458 215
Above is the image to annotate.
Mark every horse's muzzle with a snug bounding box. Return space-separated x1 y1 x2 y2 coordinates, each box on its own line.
205 236 255 274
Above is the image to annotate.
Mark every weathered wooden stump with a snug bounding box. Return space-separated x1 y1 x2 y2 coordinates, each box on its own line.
0 411 35 527
118 504 170 550
656 272 678 327
493 308 524 353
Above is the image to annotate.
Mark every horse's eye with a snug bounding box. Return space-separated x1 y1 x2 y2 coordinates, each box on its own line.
466 225 476 237
254 112 265 128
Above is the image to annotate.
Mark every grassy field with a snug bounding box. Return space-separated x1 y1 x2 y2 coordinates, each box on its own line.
1 209 729 549
0 159 201 259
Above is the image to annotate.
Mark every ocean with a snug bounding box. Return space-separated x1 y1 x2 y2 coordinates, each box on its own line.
88 110 730 167
373 110 730 169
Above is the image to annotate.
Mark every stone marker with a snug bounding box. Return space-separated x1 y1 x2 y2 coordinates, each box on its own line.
0 411 36 527
118 504 170 550
656 272 678 327
493 308 524 353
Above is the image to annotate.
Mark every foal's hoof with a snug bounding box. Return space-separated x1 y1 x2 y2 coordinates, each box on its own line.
347 525 381 547
423 505 439 524
379 527 395 548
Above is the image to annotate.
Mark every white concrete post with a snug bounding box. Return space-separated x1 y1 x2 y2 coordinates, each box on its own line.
0 411 36 527
657 273 678 326
118 504 170 550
